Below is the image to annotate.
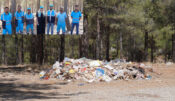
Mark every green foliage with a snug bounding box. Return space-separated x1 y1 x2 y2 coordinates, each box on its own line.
84 0 175 61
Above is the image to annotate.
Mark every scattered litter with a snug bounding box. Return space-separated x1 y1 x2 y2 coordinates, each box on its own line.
146 75 152 80
140 63 145 68
39 57 152 83
39 71 45 79
89 60 102 67
166 62 173 66
78 83 85 86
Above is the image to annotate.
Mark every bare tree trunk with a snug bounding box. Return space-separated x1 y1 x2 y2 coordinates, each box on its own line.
19 35 24 64
84 22 89 58
106 30 110 61
36 0 44 65
37 34 44 65
2 35 7 65
5 0 8 7
144 30 148 61
53 0 55 10
0 1 1 14
11 0 18 64
31 2 34 12
116 37 119 58
150 35 154 62
44 36 48 64
37 0 40 10
70 0 74 58
172 34 175 62
47 0 50 11
30 36 37 63
15 35 19 64
96 13 101 59
79 35 82 58
59 0 69 62
60 35 65 62
11 0 16 34
80 35 88 58
65 0 71 31
100 36 103 59
25 0 27 12
82 14 89 58
61 0 63 6
120 32 123 58
70 36 74 58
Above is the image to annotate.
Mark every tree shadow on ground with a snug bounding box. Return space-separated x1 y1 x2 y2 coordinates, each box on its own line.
0 78 69 101
0 78 89 101
62 92 89 96
0 67 26 73
56 82 69 85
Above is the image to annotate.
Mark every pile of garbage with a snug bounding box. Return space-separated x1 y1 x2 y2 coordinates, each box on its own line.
39 57 152 83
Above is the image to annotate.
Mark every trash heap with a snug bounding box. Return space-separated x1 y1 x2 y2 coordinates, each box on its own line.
39 57 152 83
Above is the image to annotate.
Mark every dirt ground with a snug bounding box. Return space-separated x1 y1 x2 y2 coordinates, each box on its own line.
0 63 175 101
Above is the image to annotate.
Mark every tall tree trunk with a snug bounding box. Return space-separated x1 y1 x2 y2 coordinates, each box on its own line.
59 0 69 62
172 34 175 62
61 0 63 6
2 35 7 65
79 35 82 58
144 30 148 61
151 35 154 62
37 0 40 10
15 35 19 64
11 0 18 64
36 0 44 65
79 38 82 58
47 0 50 11
164 33 167 63
106 30 110 61
65 0 71 31
30 36 37 63
25 0 27 12
19 35 24 64
0 1 1 14
83 14 89 58
100 36 103 59
60 35 65 62
5 0 8 7
80 13 89 58
37 34 44 65
96 13 101 59
80 35 88 58
120 32 123 58
116 37 119 58
70 36 74 58
53 0 55 10
94 39 97 59
11 0 16 34
44 36 48 64
129 31 132 61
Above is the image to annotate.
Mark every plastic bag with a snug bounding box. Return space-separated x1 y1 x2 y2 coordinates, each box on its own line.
89 60 102 67
53 61 61 69
39 71 46 78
